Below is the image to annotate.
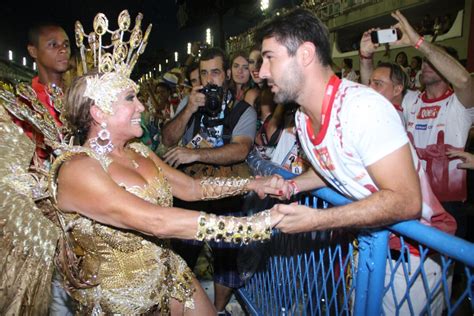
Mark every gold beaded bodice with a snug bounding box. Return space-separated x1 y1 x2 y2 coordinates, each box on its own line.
52 143 194 314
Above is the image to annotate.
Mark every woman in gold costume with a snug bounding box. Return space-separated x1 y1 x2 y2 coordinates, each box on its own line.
49 67 286 314
0 10 287 314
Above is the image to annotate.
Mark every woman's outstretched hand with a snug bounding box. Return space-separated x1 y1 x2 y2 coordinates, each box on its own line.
250 175 295 200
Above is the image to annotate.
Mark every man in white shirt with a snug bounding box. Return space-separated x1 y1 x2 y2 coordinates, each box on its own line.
359 11 474 241
396 11 473 241
255 8 456 315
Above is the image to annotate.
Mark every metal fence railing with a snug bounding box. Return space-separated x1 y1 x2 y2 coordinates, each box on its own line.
238 156 474 315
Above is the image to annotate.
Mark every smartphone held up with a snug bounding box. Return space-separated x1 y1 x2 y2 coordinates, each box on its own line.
370 28 401 44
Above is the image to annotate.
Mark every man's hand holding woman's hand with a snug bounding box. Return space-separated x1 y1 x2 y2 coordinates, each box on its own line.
270 203 316 234
249 175 298 200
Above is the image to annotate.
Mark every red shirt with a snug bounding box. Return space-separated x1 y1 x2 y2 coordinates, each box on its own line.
31 76 62 126
13 77 62 161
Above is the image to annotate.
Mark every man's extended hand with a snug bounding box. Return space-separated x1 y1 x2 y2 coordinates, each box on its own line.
269 207 285 228
273 203 317 234
163 146 199 168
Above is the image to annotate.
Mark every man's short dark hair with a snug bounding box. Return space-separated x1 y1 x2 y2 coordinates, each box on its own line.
377 62 409 95
255 8 332 67
186 62 199 82
200 47 229 71
28 22 64 47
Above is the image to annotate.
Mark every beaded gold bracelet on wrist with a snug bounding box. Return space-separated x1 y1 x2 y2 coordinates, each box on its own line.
195 210 272 244
200 176 253 200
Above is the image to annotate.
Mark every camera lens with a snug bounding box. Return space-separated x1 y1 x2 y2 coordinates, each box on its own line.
205 94 221 114
199 84 223 116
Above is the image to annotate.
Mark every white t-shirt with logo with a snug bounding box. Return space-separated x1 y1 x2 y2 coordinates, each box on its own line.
296 80 407 200
296 79 456 250
402 89 472 202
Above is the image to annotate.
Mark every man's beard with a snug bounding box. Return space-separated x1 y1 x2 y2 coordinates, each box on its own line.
420 63 444 87
421 73 443 86
273 61 302 104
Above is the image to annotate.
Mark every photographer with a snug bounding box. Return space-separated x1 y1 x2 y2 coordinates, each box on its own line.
162 48 256 165
161 47 257 315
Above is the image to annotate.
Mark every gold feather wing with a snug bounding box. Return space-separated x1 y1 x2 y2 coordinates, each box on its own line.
0 102 60 315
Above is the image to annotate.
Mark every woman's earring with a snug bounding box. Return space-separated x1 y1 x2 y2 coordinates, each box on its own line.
90 122 114 155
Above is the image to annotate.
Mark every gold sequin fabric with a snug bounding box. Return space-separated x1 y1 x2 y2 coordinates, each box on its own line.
55 143 195 314
0 116 60 315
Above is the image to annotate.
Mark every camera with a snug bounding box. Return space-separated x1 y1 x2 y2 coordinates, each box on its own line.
199 83 223 116
370 28 400 44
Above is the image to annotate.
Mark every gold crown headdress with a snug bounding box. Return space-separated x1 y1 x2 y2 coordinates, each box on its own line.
75 10 152 114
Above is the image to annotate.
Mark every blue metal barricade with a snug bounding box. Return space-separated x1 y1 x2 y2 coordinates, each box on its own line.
238 155 474 315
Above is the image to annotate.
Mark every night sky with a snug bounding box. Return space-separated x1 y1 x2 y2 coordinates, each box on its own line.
1 1 187 65
0 0 298 72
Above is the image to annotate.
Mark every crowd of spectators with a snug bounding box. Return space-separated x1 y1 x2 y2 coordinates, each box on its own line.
416 13 453 37
2 5 471 315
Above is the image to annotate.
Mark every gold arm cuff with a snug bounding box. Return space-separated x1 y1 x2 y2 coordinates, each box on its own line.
200 176 253 200
195 210 272 244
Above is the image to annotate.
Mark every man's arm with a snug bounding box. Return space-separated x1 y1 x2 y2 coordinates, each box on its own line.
288 168 327 193
359 28 378 86
164 105 258 167
275 143 422 233
161 86 205 146
163 135 254 167
392 10 474 108
193 135 254 165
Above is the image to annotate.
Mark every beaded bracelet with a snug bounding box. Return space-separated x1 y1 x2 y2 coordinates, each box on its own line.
414 36 425 49
200 176 253 200
196 210 272 244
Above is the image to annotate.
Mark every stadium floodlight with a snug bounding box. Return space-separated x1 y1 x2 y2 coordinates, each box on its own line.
206 28 212 45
